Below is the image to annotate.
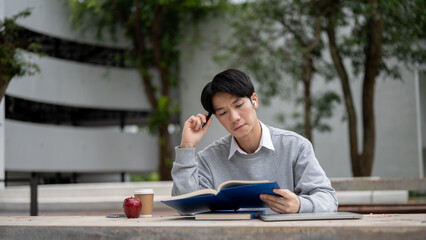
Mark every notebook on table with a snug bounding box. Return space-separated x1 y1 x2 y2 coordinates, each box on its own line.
195 210 264 220
260 212 363 222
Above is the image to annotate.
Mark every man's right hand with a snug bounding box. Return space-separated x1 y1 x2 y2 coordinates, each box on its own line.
180 113 212 148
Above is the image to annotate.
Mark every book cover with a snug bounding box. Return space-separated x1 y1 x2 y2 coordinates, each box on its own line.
161 180 280 214
195 210 264 220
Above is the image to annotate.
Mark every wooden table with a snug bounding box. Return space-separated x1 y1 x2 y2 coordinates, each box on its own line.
1 214 425 239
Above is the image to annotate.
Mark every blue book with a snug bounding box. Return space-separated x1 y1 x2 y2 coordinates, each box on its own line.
195 210 265 220
161 180 280 214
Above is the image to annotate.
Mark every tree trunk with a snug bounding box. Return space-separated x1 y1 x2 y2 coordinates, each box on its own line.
148 6 173 181
325 0 383 177
302 53 313 142
279 12 321 143
326 12 361 176
0 79 10 103
159 126 172 180
129 0 174 180
358 0 384 176
0 60 13 103
0 77 11 104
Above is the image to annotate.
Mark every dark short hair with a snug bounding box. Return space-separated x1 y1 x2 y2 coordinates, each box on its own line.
201 69 255 114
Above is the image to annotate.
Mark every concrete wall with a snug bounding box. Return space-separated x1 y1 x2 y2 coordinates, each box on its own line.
362 63 420 177
8 53 149 110
178 18 423 178
1 0 5 188
418 70 426 175
5 120 158 173
421 72 426 149
4 0 129 48
0 101 4 188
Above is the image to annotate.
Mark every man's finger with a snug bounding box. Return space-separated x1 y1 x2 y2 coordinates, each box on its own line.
273 188 292 198
260 194 285 204
202 116 213 129
260 195 288 212
196 113 206 123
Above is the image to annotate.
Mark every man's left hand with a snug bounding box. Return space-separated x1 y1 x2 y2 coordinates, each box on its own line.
260 189 300 214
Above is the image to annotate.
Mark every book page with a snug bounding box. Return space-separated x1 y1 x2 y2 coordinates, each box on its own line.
162 188 218 201
218 180 272 191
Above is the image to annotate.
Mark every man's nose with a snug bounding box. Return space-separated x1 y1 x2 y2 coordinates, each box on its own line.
229 109 240 122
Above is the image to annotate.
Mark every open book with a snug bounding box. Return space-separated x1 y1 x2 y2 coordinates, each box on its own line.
161 180 280 214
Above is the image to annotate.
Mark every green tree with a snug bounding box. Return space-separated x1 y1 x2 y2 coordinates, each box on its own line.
0 9 39 103
67 0 226 180
323 0 426 176
222 0 425 177
218 0 340 142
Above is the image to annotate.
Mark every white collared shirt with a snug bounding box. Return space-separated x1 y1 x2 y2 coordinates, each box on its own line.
228 121 275 159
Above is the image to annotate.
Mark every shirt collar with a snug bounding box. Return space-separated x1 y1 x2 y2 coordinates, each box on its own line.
228 121 275 160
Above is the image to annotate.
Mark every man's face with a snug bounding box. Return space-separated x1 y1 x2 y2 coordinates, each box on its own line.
212 92 259 140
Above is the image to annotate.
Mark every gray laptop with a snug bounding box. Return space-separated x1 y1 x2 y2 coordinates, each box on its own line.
260 212 363 222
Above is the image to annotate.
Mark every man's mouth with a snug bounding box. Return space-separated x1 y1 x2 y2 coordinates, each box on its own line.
233 124 245 131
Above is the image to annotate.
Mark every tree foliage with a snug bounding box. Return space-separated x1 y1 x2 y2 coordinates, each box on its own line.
222 0 425 176
67 0 226 180
331 0 425 79
0 9 40 103
324 0 425 176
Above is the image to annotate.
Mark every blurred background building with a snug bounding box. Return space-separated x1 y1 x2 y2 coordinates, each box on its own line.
0 0 425 188
1 0 163 185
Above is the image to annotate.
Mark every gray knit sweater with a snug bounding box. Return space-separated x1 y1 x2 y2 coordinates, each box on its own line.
171 125 338 213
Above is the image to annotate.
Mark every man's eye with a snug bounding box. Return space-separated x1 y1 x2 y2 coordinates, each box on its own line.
219 112 226 116
236 103 243 108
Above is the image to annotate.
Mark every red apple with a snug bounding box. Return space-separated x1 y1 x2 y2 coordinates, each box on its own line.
123 197 142 218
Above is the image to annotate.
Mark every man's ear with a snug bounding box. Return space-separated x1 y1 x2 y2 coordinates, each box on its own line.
251 92 258 108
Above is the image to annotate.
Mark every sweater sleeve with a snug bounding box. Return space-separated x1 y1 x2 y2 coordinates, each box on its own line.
293 140 339 213
171 146 214 196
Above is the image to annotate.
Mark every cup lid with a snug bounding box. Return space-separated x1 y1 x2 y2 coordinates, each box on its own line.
134 189 154 194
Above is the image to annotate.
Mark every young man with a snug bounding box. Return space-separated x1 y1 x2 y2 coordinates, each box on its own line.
172 69 338 214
